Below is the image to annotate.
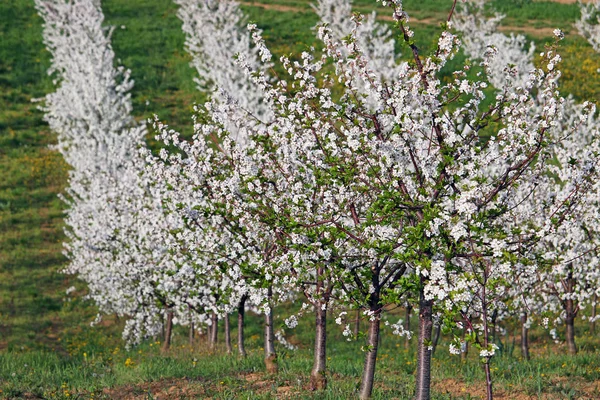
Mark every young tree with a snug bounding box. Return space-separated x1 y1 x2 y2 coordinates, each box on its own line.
577 0 600 53
36 0 210 349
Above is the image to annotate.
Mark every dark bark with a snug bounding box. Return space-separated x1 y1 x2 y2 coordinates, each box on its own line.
264 287 278 373
238 295 248 357
161 309 174 353
310 303 328 390
415 285 434 400
563 269 578 355
210 312 218 350
224 313 232 354
359 306 381 399
520 313 530 361
565 298 578 355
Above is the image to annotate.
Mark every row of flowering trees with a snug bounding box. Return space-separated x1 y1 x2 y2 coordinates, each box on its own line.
35 0 600 399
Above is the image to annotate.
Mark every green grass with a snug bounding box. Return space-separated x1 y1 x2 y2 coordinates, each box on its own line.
2 313 600 399
1 0 600 398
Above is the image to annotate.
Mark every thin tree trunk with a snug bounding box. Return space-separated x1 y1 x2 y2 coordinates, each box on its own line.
224 313 232 354
482 286 494 400
511 327 516 357
520 312 530 361
415 284 434 400
161 309 174 353
591 294 597 334
310 301 328 390
431 322 441 356
210 312 218 350
238 295 248 357
405 304 412 350
565 298 577 355
188 305 195 347
461 320 469 362
359 304 381 399
189 320 194 347
490 309 498 344
564 269 578 355
354 309 361 337
484 359 493 400
160 310 165 341
264 287 278 373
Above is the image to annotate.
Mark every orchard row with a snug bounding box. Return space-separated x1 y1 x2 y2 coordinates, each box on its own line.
34 0 600 399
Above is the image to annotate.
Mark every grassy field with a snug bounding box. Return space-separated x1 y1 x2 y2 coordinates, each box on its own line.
1 0 600 398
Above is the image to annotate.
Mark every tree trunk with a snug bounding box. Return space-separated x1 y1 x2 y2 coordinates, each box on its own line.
484 359 493 400
160 310 165 341
210 312 218 350
415 286 433 400
461 320 469 362
224 313 232 354
359 306 381 399
431 322 441 356
591 294 597 335
354 309 361 337
405 304 412 350
565 298 577 355
161 309 174 353
238 295 248 357
511 327 516 357
264 287 278 374
482 286 494 400
188 306 195 347
490 309 498 344
189 320 194 347
310 302 328 390
520 312 530 361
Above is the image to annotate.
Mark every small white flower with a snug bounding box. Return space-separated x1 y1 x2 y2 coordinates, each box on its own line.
553 29 564 39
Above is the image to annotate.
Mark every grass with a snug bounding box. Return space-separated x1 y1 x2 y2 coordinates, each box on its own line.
1 0 600 398
1 314 600 399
